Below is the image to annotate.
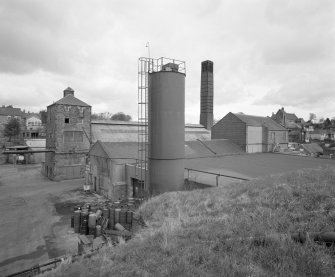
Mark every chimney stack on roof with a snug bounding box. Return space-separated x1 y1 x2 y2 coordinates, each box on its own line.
64 87 74 97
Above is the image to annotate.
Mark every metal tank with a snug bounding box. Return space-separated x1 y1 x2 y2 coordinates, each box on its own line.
148 59 186 195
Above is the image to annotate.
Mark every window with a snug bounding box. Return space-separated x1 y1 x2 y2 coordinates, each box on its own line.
63 131 83 142
65 118 69 124
271 132 275 140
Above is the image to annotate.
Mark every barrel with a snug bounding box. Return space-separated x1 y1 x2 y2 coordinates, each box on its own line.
114 208 121 224
95 209 102 219
126 210 133 224
119 210 127 224
89 227 96 236
115 223 125 231
109 208 115 229
96 225 102 237
88 213 97 228
102 207 110 219
74 210 81 233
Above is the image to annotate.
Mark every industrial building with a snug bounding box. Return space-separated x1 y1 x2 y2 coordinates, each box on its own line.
42 87 91 180
88 138 243 200
212 112 288 153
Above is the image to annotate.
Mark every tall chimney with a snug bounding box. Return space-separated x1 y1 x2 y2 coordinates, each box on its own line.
200 60 213 130
64 87 74 97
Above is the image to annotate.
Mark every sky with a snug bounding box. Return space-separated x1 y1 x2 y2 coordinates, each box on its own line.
0 0 334 123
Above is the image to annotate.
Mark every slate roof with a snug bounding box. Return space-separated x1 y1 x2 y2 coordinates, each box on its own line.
233 113 287 131
49 94 90 107
0 107 24 117
284 112 299 121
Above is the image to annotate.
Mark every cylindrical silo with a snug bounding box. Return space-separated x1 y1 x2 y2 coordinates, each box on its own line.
148 66 185 195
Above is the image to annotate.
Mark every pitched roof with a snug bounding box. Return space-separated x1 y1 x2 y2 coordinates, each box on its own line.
0 107 24 117
301 143 323 154
284 112 298 121
90 141 138 159
49 94 90 107
91 121 211 143
233 113 287 131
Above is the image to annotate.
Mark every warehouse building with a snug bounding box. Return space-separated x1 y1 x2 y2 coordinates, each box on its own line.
211 112 288 153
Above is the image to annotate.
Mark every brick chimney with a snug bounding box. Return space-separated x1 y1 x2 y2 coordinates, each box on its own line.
64 87 74 97
200 60 214 130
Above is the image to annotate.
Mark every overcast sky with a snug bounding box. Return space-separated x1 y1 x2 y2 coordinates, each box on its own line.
0 0 334 123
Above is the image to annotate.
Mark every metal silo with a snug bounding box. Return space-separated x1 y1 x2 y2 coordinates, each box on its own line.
148 58 186 195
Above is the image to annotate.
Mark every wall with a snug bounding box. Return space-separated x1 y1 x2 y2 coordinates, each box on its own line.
265 130 288 152
211 113 246 151
44 103 91 180
246 126 263 153
89 154 135 200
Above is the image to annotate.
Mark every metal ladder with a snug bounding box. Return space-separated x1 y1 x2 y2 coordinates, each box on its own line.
137 58 151 196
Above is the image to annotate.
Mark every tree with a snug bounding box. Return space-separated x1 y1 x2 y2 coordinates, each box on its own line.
4 118 21 141
91 112 112 120
39 110 47 124
111 112 132 121
324 118 331 129
309 113 316 121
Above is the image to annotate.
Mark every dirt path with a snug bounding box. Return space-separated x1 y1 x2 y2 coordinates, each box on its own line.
0 164 90 276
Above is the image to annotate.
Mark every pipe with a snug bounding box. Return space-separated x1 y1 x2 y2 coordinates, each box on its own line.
291 231 335 246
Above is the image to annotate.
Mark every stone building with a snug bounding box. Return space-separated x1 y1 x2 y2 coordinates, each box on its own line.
43 87 91 180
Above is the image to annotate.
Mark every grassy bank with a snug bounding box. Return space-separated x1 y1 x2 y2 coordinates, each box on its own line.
43 167 335 276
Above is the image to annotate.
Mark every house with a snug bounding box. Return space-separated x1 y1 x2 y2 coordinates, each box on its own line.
271 107 303 142
0 105 25 146
23 114 45 139
211 112 288 153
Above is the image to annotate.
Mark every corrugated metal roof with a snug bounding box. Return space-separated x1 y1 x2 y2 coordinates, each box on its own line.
92 138 243 160
233 113 287 131
91 121 211 143
49 94 90 107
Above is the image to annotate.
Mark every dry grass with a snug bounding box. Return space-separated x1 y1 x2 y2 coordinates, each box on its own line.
43 166 335 277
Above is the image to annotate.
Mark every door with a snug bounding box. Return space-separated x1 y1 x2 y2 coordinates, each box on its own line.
132 178 144 198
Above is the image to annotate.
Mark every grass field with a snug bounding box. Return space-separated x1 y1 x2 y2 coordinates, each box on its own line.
185 153 335 186
43 166 335 277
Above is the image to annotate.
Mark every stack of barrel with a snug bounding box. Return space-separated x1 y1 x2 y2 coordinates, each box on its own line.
71 198 141 237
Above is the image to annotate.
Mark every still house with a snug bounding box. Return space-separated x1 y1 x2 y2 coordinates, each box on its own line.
211 112 288 153
42 87 91 180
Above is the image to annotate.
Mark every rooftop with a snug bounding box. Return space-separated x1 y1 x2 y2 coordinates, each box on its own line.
233 113 287 131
